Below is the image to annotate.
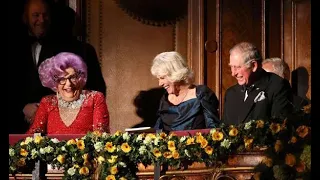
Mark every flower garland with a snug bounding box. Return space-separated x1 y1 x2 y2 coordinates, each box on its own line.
9 104 311 180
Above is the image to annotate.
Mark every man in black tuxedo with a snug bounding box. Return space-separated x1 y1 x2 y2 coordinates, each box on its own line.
9 0 55 134
223 42 293 125
9 0 106 134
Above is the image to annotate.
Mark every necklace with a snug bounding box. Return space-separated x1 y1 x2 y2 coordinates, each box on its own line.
169 89 189 105
57 93 86 109
178 89 189 103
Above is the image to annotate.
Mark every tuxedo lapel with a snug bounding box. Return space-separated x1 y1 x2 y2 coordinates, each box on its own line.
238 88 261 122
37 42 56 67
238 71 270 122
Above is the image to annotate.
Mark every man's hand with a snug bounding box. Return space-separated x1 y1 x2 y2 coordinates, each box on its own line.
23 103 39 123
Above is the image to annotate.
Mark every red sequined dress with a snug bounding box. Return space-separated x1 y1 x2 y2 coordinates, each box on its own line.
26 90 110 134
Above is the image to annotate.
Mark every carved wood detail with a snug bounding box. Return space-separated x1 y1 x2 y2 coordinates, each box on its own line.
187 0 205 85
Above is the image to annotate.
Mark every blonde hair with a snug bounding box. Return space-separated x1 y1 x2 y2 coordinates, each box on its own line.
151 51 194 84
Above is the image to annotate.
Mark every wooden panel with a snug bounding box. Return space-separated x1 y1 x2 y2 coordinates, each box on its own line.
283 0 311 100
205 0 220 114
187 0 205 85
220 0 263 116
86 0 175 133
265 0 282 58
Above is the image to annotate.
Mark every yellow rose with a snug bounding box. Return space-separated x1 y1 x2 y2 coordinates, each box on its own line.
195 133 204 143
20 148 28 157
163 151 172 159
92 130 102 137
153 148 162 158
121 143 131 153
270 123 281 134
57 155 65 164
200 138 208 148
119 177 127 180
105 142 116 153
186 138 195 145
302 104 311 114
110 165 118 175
167 141 176 151
97 156 105 164
146 133 156 139
17 158 26 167
285 153 296 167
205 146 213 155
290 136 297 144
244 138 254 150
77 140 85 150
107 155 118 164
296 125 310 138
172 150 180 159
67 139 76 145
159 132 167 139
256 120 265 128
79 167 89 176
106 175 116 180
34 135 43 144
114 131 122 136
229 127 239 136
82 153 89 161
212 131 224 141
274 140 282 153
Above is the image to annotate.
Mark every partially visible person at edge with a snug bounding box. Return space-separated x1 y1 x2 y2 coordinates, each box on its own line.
223 42 293 125
262 57 309 112
262 57 290 80
26 52 110 134
151 51 220 132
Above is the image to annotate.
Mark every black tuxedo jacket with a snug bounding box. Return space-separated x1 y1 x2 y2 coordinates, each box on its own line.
223 70 293 125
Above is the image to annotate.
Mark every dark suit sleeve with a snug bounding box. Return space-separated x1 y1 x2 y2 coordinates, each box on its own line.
198 86 220 128
271 79 294 118
154 96 164 130
84 44 107 96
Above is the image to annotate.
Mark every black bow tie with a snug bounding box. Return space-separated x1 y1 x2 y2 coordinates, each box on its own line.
241 84 255 92
28 36 44 45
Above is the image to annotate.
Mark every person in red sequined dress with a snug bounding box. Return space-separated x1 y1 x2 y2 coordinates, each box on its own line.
26 52 110 134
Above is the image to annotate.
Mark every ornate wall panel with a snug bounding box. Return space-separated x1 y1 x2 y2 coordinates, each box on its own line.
216 0 263 116
283 0 311 100
85 0 187 133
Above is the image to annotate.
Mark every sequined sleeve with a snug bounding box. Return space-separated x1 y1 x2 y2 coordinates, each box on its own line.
26 97 49 134
92 92 110 133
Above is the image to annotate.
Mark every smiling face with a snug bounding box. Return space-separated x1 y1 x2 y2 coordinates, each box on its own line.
25 0 50 38
157 76 181 95
56 67 82 102
229 52 257 86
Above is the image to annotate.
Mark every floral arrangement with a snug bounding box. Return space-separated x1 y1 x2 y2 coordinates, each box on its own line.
9 104 311 180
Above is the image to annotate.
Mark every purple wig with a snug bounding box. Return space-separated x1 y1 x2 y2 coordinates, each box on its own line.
38 52 88 91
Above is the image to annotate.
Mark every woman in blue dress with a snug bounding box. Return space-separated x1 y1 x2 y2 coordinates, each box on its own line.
151 51 221 132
